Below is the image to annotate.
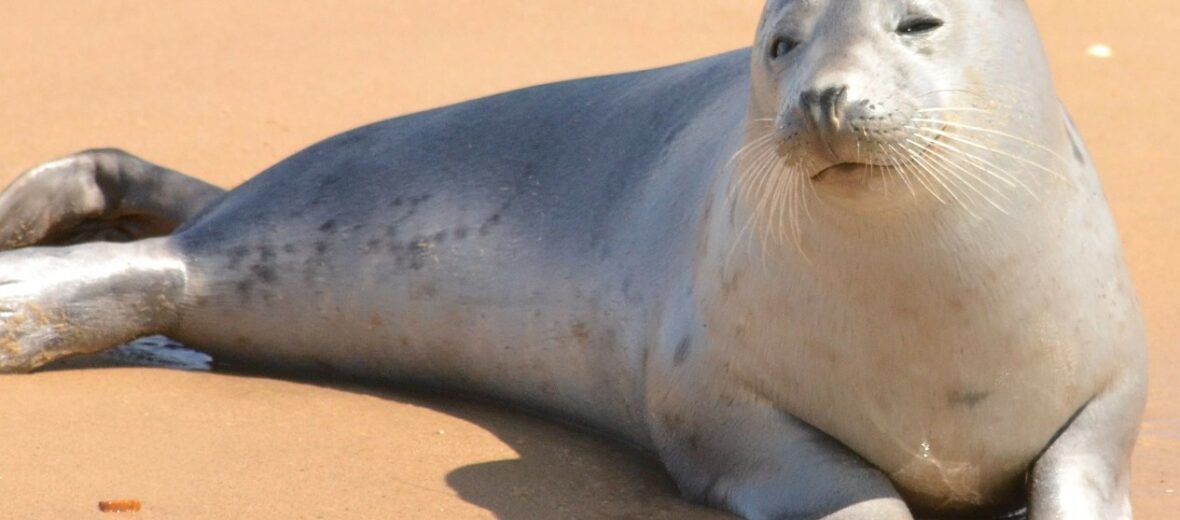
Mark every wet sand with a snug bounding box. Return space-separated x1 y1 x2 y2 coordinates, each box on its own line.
0 1 1176 517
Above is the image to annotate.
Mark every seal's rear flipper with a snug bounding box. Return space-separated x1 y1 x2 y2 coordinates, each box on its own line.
0 238 185 373
0 149 226 250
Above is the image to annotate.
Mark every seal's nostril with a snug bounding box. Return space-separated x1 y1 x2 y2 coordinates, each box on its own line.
821 86 849 128
828 86 849 130
801 85 851 132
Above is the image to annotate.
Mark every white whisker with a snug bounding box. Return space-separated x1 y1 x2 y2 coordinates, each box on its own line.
725 142 783 270
910 132 1039 198
904 139 1008 215
726 132 778 173
918 127 1069 183
915 140 1012 202
885 143 946 205
911 118 1070 166
916 107 995 116
911 150 981 218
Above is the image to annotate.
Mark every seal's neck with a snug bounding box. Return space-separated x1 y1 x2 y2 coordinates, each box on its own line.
696 127 1096 313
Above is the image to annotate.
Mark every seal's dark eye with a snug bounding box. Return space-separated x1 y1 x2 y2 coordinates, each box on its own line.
770 37 797 59
898 18 944 35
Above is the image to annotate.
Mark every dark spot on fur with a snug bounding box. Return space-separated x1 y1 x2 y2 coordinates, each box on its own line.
661 122 689 147
258 244 276 261
317 173 344 190
949 390 991 408
661 412 684 430
387 234 437 270
319 219 338 233
314 241 330 255
236 279 255 301
226 245 250 270
478 212 503 237
411 282 439 300
250 264 277 284
570 322 591 345
282 244 297 254
673 337 693 366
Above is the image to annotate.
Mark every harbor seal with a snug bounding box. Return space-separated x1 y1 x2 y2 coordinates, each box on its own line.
0 1 1146 518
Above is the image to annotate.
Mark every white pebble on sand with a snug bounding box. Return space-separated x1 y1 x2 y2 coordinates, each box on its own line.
1086 44 1113 58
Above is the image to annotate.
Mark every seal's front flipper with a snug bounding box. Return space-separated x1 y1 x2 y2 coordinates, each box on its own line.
0 149 225 250
0 239 185 373
1027 364 1145 520
646 352 913 519
652 398 913 519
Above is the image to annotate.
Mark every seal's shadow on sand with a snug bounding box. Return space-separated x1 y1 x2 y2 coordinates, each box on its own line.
49 347 731 520
429 393 732 520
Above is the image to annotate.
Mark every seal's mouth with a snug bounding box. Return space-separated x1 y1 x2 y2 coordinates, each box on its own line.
809 125 949 182
811 162 877 181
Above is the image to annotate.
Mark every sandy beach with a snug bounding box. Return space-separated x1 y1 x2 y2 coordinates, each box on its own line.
0 1 1176 518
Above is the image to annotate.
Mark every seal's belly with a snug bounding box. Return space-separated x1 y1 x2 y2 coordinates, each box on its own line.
712 282 1114 510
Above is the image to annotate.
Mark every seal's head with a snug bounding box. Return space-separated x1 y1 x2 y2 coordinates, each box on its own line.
740 0 1067 217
